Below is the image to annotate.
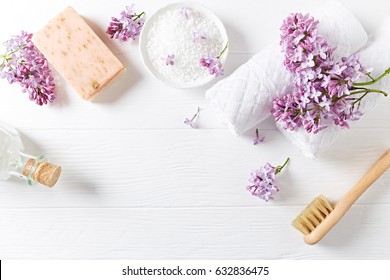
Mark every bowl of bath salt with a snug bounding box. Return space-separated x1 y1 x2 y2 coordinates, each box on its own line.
139 2 229 88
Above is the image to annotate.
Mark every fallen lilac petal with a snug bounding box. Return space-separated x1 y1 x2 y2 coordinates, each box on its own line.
193 30 206 42
253 128 265 145
180 6 192 20
165 54 175 66
184 107 201 129
184 118 197 128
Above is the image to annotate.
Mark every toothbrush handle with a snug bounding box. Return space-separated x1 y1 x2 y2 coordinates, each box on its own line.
305 149 390 245
338 149 390 209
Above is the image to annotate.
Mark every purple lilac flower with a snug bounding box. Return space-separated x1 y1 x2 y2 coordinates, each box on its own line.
107 4 145 41
246 158 289 202
200 43 228 77
253 128 265 145
200 53 224 77
164 54 175 66
0 31 56 105
193 30 206 42
180 6 192 20
272 13 389 133
184 107 201 128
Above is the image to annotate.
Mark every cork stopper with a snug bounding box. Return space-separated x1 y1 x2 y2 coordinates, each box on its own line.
22 159 62 187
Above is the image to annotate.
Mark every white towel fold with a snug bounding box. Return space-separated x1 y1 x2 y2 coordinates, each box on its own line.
278 17 390 158
359 17 390 93
206 1 368 136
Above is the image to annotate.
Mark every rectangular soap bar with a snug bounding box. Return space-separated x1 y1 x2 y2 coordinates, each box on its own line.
32 6 125 101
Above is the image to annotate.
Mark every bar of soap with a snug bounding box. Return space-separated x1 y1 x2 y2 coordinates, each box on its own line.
32 6 126 101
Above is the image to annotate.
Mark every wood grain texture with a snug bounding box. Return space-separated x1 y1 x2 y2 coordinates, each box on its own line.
0 0 390 259
0 206 389 259
0 129 389 208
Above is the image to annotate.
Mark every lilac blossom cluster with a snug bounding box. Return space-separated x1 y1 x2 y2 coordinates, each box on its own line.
107 4 145 41
246 158 289 202
272 13 388 133
199 53 224 77
200 43 228 77
0 31 55 105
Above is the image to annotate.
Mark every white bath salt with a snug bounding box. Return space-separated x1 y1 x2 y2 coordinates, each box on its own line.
145 6 225 85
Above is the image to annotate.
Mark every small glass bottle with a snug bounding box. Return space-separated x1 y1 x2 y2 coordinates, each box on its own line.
0 122 61 187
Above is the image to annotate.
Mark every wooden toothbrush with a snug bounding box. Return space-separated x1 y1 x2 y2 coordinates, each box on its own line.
292 149 390 245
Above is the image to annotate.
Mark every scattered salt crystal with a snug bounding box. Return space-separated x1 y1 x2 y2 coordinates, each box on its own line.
145 6 225 85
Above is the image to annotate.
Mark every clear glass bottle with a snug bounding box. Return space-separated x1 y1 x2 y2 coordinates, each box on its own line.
0 122 61 187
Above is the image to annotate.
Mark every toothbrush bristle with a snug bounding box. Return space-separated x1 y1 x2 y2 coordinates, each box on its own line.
292 195 334 235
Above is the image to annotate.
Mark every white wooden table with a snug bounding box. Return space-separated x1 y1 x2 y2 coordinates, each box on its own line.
0 0 389 259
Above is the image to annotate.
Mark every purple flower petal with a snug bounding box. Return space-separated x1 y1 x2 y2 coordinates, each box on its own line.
273 12 374 133
107 4 145 41
246 163 278 202
184 118 197 129
180 6 192 20
0 31 56 105
184 107 201 129
253 128 265 145
245 158 289 202
200 54 224 77
193 30 206 42
164 54 175 66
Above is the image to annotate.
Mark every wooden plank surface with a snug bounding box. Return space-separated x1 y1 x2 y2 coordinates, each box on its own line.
0 206 389 259
0 0 390 259
0 129 389 208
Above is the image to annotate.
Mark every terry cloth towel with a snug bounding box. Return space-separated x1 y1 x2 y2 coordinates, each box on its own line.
205 1 368 136
277 17 390 158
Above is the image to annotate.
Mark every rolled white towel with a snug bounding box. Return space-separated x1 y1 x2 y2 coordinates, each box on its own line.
359 17 390 94
206 1 368 136
277 16 390 158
